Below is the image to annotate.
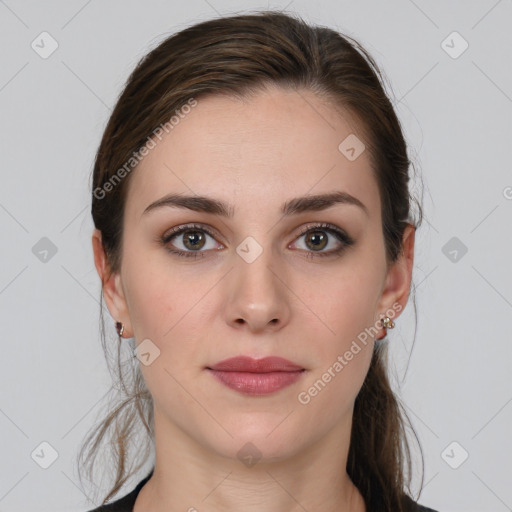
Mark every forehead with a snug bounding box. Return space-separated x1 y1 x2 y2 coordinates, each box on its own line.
125 86 380 222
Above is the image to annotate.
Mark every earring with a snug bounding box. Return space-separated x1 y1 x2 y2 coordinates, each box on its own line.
115 321 125 337
381 317 395 329
376 316 395 341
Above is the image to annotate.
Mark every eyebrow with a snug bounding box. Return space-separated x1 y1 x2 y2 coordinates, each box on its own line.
142 191 369 218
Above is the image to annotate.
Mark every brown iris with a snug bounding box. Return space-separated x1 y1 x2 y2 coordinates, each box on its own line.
182 230 206 250
305 230 328 251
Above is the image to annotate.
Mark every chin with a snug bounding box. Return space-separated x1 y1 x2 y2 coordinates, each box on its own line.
203 422 302 466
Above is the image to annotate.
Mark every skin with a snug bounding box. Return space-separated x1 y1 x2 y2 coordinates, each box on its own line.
92 85 415 512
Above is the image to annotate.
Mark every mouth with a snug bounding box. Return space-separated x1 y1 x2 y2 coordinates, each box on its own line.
206 356 306 395
207 355 304 372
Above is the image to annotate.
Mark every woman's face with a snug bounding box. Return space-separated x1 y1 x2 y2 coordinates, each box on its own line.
95 85 413 464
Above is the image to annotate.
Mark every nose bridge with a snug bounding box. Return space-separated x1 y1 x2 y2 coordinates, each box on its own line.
225 232 290 330
234 233 280 296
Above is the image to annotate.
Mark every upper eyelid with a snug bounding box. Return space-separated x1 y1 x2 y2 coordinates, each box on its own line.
163 222 348 245
163 223 223 242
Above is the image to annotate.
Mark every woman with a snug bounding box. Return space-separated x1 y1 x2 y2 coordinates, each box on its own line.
80 10 438 512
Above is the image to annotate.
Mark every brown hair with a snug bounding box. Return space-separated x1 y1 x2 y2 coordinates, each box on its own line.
78 10 425 511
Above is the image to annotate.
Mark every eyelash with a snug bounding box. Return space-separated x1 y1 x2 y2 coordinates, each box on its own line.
160 222 354 260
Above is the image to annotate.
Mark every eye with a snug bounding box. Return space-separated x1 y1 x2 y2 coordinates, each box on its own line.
161 223 223 259
160 222 354 259
290 222 354 258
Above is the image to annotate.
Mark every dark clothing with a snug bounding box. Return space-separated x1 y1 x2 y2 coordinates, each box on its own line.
87 469 439 512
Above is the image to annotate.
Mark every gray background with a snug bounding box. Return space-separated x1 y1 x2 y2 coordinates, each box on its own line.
1 1 511 511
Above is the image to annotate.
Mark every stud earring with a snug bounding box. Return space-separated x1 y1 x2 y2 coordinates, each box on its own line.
376 316 395 341
381 317 395 329
115 321 125 337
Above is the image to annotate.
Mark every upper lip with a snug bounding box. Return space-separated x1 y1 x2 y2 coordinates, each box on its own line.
207 356 304 373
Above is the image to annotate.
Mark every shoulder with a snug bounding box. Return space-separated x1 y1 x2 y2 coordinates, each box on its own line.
85 490 136 512
85 469 153 512
414 504 439 512
403 493 440 512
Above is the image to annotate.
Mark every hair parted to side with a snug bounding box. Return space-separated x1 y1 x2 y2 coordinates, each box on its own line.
78 10 425 511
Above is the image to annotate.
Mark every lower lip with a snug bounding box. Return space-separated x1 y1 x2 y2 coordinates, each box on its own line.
207 369 305 395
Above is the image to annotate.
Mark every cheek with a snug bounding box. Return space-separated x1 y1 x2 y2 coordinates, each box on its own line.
122 250 214 381
297 279 376 409
122 245 190 339
298 261 381 397
124 271 174 340
126 264 202 410
315 269 382 344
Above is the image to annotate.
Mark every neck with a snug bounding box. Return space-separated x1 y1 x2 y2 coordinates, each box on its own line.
134 409 366 512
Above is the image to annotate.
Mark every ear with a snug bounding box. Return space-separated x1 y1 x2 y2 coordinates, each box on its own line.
91 229 133 337
375 224 415 335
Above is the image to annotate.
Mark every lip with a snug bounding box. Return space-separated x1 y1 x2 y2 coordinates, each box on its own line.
206 356 305 395
207 356 304 372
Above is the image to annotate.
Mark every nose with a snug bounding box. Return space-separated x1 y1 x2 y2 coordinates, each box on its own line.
222 245 291 334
